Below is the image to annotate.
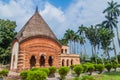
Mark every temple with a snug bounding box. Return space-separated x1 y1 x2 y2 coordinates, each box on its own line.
10 8 80 72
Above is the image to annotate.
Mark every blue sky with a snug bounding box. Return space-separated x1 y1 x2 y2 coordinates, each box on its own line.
1 0 120 57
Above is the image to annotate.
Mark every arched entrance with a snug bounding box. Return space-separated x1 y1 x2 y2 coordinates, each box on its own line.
66 59 69 66
71 59 73 65
48 56 53 66
30 55 36 68
40 55 45 67
62 59 64 66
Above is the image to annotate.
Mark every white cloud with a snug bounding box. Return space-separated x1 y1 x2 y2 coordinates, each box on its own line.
1 0 120 56
0 0 34 31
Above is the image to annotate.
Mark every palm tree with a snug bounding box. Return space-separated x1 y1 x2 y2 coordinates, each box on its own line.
103 0 120 19
59 38 68 46
85 25 100 64
102 16 117 61
85 26 100 55
103 0 120 47
64 29 74 53
99 28 114 61
73 34 80 54
79 36 86 61
77 25 87 59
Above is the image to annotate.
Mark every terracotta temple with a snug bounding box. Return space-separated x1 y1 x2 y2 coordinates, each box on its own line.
10 8 80 72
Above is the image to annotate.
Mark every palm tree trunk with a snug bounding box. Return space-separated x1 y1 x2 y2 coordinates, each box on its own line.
94 46 97 64
73 41 75 54
112 38 118 63
101 53 104 65
69 40 71 53
80 45 82 56
84 44 87 57
116 27 120 47
92 45 94 56
106 48 110 61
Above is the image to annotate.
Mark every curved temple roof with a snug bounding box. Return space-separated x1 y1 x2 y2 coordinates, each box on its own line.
16 8 60 45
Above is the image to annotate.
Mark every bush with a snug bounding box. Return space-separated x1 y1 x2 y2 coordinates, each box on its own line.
118 64 120 68
70 65 75 70
105 63 112 72
40 68 50 75
81 75 95 80
31 67 40 71
20 70 29 80
26 70 47 80
88 64 95 75
0 69 9 77
73 65 83 76
112 62 118 71
49 66 56 77
31 67 49 75
82 64 88 73
58 66 69 79
96 64 104 74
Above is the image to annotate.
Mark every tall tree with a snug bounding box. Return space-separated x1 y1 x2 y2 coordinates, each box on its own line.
103 0 120 47
73 34 79 54
64 29 74 53
59 38 68 46
99 28 114 61
0 19 16 64
77 25 87 59
85 25 100 63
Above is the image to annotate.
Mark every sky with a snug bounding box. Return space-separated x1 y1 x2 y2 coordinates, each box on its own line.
1 0 120 57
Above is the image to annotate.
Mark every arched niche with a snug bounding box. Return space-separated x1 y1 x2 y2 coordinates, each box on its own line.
30 55 36 68
40 55 46 67
62 59 64 66
48 56 54 66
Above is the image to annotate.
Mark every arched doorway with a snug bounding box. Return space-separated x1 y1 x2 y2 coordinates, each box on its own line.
40 55 45 67
30 55 36 68
66 59 69 66
71 59 73 65
48 56 53 66
62 59 64 66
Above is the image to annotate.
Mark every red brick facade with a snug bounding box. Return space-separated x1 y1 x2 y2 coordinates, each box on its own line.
17 37 61 71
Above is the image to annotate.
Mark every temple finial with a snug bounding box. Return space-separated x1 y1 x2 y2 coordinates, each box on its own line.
36 6 38 12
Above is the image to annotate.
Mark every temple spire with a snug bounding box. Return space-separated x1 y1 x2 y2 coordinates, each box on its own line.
35 6 38 13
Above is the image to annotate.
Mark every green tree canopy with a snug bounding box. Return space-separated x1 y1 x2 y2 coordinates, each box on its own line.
0 19 17 64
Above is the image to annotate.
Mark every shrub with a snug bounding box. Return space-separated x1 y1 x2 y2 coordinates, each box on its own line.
70 65 75 70
58 66 69 80
81 75 95 80
105 63 112 72
88 64 95 75
26 70 47 80
73 65 83 77
20 70 29 80
118 64 120 68
94 64 97 71
112 62 118 71
97 58 103 64
82 64 88 73
96 64 104 74
40 68 50 75
31 67 40 71
31 67 49 75
0 69 9 77
49 66 56 77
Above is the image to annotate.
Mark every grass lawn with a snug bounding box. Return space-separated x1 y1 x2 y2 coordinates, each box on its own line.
94 72 120 80
68 72 120 80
